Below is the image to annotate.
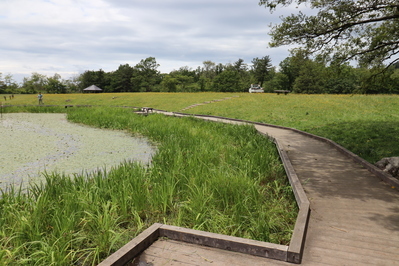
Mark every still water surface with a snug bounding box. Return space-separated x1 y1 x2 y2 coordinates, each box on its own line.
0 113 155 190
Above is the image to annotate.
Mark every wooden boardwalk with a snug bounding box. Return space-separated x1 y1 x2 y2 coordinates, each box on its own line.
254 125 399 265
132 239 289 265
103 112 399 265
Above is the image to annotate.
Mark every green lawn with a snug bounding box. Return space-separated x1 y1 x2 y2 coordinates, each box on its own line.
188 93 399 163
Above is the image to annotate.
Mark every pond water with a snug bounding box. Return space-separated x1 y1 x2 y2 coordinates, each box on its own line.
0 113 156 191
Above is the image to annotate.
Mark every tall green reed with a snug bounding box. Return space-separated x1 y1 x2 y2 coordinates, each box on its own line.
1 107 296 265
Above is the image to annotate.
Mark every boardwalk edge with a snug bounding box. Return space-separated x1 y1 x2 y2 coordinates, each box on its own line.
99 110 312 265
98 223 162 266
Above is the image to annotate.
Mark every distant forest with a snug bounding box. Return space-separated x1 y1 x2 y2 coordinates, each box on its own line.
2 53 399 94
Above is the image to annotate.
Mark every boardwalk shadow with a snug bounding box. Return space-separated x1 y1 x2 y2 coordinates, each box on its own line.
367 206 399 231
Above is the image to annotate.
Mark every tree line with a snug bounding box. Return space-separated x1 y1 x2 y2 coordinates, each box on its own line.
2 52 399 94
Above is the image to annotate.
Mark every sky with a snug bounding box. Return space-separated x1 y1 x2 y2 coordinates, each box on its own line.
0 0 298 83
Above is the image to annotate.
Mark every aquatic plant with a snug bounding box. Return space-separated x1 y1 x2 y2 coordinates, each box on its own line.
0 107 296 265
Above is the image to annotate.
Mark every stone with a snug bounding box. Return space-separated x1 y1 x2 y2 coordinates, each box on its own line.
375 157 399 178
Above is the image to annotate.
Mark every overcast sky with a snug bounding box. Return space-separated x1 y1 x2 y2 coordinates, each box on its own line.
1 0 298 82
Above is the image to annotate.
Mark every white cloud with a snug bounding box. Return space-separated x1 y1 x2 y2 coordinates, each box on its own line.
0 0 298 82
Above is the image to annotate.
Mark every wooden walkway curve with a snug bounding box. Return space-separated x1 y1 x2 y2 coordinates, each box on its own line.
175 113 399 265
254 124 399 265
102 111 399 265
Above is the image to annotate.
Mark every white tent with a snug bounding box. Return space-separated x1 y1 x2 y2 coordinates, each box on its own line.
83 85 103 93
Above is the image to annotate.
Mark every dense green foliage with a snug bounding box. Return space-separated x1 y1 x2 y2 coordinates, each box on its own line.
259 0 399 67
251 56 273 87
0 107 296 265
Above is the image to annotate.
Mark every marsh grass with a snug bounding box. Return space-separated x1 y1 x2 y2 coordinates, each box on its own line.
0 107 296 265
5 92 399 162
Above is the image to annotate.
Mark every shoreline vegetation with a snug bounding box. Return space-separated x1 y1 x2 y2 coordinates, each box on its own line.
0 106 297 265
3 92 398 163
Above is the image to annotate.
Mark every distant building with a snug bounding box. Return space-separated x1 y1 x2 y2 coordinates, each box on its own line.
83 85 103 93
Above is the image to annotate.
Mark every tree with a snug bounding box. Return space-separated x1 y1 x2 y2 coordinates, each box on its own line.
46 74 66 94
202 60 216 79
356 66 399 93
324 63 359 94
111 64 134 92
251 56 272 86
215 63 225 75
0 73 5 94
3 74 19 93
279 53 304 91
259 0 399 66
196 61 217 91
233 58 246 72
131 57 161 92
232 59 251 91
160 75 178 92
78 69 110 92
22 73 47 94
63 76 80 93
268 72 290 91
212 70 240 92
293 59 326 94
167 66 198 91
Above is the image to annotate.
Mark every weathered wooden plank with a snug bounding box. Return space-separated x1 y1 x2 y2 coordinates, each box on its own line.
314 233 399 256
287 203 310 264
308 245 399 265
273 137 309 207
98 223 162 266
135 239 291 266
159 224 288 262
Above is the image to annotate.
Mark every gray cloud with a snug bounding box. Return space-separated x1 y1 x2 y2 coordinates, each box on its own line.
0 0 295 82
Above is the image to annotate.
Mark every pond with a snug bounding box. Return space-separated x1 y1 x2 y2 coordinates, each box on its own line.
0 113 156 191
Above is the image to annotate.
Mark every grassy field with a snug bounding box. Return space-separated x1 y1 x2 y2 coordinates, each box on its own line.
0 106 296 265
3 92 399 162
1 92 238 111
2 92 398 264
188 93 399 163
